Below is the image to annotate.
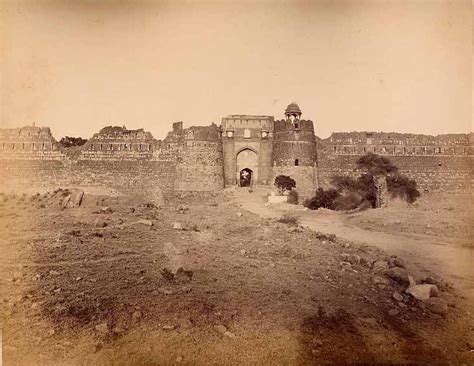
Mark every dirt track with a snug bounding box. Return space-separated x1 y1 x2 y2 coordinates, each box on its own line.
1 189 473 365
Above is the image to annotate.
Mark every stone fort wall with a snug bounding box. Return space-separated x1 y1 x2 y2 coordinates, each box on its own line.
317 132 473 192
0 123 472 197
0 123 224 200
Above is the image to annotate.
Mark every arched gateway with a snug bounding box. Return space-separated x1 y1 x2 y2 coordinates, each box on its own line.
236 148 258 187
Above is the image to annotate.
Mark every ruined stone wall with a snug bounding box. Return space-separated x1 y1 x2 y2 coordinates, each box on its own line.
317 149 473 192
174 124 224 191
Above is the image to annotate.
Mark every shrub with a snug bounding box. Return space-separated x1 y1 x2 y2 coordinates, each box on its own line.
277 212 299 226
356 152 398 176
287 189 299 204
274 175 296 195
58 136 88 148
333 192 363 211
330 175 359 193
304 188 340 210
387 174 421 204
356 173 377 208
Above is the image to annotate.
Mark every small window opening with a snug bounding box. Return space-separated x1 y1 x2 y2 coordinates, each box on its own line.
295 159 299 166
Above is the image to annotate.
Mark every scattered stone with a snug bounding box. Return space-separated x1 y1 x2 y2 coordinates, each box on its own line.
135 219 153 227
425 297 448 315
372 260 389 273
75 276 82 281
240 249 246 256
388 309 399 316
388 256 406 269
224 331 236 338
176 356 183 363
101 206 113 214
340 261 352 269
49 270 60 276
398 302 407 308
173 222 183 230
175 267 193 282
132 311 142 321
386 267 410 285
236 212 243 217
372 276 389 285
392 292 404 302
177 204 189 213
408 275 417 287
94 323 109 334
214 324 227 334
158 288 174 295
405 284 438 301
162 325 175 330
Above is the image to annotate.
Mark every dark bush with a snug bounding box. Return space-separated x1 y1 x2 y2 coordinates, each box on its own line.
387 174 421 204
356 152 398 176
304 188 340 210
277 212 299 226
274 175 296 195
333 192 363 211
287 189 299 204
59 136 88 148
356 173 377 208
330 175 359 193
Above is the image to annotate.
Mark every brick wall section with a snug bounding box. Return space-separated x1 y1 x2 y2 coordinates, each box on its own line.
317 152 474 192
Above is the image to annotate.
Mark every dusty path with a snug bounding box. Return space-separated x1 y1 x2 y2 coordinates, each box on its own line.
233 187 474 301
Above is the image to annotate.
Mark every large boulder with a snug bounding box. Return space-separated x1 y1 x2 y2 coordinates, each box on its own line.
405 284 439 301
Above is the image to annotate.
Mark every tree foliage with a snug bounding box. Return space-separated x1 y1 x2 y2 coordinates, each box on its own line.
386 174 421 204
59 136 88 148
356 152 398 176
303 188 340 210
274 175 296 195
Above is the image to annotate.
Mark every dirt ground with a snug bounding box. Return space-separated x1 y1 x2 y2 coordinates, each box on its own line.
1 188 473 365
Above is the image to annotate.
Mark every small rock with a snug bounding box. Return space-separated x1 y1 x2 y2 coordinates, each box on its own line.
173 222 183 230
224 331 236 338
176 356 183 363
94 323 109 334
240 249 246 256
392 292 404 302
214 324 227 334
386 267 410 285
136 219 153 227
388 309 399 316
49 270 60 276
408 275 417 287
406 284 438 301
388 256 406 269
425 297 448 315
158 288 174 295
372 260 389 273
162 325 175 330
398 302 407 308
75 276 82 281
132 311 142 321
372 276 389 285
237 212 243 217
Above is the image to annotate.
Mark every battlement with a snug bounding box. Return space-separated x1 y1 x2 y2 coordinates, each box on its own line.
274 119 315 133
0 125 59 152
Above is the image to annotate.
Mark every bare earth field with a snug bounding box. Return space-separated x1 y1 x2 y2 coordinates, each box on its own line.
1 189 473 365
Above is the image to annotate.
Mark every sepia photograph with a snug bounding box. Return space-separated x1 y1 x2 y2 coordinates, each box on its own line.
0 0 473 364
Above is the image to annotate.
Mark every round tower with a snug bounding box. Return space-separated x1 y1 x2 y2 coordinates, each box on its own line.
271 103 318 198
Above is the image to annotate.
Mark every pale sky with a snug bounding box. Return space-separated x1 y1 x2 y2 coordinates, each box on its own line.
0 0 472 140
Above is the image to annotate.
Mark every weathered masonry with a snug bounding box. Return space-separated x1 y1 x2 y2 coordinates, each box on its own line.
1 103 473 199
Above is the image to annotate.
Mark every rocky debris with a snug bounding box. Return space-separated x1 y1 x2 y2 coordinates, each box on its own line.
94 323 109 335
388 256 406 269
340 253 360 265
236 212 243 217
372 260 389 273
385 267 410 285
372 276 389 285
177 204 189 214
224 331 236 338
405 284 438 301
173 222 183 230
388 309 400 316
408 275 417 287
214 324 227 334
175 267 193 283
162 325 175 330
392 292 404 302
61 189 84 208
425 297 448 315
135 219 153 227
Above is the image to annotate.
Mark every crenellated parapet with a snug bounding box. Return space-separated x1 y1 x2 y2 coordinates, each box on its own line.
318 132 473 156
